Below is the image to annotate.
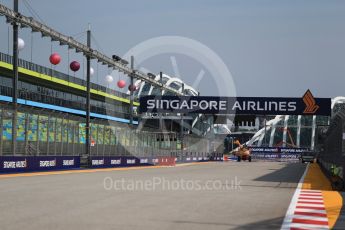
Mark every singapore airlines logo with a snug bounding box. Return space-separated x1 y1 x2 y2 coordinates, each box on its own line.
303 90 319 114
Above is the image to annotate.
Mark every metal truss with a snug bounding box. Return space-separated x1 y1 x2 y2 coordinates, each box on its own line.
0 3 182 95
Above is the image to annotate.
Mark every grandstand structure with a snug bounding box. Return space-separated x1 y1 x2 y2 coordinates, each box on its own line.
0 50 213 156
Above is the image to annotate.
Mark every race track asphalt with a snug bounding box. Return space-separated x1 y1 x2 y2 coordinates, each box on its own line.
0 161 306 230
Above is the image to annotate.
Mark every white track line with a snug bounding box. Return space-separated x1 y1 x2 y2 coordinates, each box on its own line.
288 223 329 229
295 203 325 208
300 191 322 194
301 189 321 192
299 195 323 199
292 215 328 221
294 208 327 214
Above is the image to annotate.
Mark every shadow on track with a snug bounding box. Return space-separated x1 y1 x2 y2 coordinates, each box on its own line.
166 217 285 230
254 162 306 183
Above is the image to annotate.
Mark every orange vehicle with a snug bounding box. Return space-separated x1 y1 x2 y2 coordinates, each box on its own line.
231 140 252 162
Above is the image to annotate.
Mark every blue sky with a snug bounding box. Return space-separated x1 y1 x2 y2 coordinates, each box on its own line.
0 0 345 97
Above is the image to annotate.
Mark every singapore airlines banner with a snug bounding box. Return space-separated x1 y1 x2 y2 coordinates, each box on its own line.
139 90 331 116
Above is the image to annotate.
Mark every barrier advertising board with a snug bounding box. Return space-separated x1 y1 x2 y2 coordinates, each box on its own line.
0 156 80 173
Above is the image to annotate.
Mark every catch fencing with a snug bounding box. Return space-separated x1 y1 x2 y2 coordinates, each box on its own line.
317 104 345 190
0 105 221 172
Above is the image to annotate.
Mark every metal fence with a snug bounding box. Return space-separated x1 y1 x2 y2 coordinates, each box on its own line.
0 104 212 158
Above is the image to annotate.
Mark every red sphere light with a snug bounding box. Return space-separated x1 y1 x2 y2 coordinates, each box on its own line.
49 53 61 65
117 80 126 88
70 61 80 72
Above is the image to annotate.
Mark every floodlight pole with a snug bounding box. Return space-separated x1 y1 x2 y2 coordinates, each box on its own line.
159 72 163 131
11 0 18 156
86 24 91 165
180 83 185 156
264 115 267 146
130 56 134 126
